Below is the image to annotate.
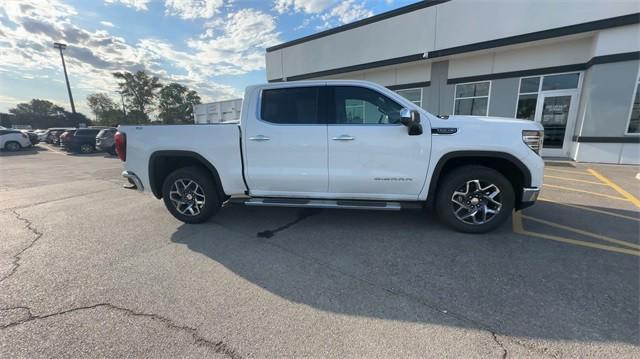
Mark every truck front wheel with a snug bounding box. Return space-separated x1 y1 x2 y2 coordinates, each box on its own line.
162 166 221 224
435 165 514 233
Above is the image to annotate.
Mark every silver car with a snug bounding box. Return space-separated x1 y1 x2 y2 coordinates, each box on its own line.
96 128 117 155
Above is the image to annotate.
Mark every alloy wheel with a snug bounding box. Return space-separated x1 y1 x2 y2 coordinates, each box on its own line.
169 178 206 216
450 179 502 225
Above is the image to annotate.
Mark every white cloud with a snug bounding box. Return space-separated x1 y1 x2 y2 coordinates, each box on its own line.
0 1 277 112
164 0 224 19
185 9 281 75
99 20 115 27
320 0 372 27
274 0 372 28
104 0 150 11
274 0 334 14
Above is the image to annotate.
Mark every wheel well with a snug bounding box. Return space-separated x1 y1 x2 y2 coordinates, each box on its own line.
148 151 226 200
428 153 531 209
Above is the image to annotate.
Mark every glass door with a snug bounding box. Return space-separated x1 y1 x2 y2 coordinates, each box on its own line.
534 91 577 157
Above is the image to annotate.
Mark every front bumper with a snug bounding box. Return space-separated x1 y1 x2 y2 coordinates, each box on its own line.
519 187 540 209
122 171 144 192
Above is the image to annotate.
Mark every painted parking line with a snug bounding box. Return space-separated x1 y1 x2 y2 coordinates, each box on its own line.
538 197 640 222
544 168 594 176
521 214 640 250
512 212 640 257
588 168 640 209
40 144 67 155
543 175 607 186
543 184 629 201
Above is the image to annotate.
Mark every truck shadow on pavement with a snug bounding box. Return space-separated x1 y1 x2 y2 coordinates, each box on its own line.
170 204 639 346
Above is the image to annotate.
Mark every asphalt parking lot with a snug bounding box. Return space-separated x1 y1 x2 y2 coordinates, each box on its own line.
1 144 639 358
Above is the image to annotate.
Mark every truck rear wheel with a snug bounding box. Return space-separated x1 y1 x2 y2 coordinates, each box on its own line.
162 166 221 224
435 165 514 233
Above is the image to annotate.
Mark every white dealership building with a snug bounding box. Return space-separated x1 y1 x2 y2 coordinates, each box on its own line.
265 0 640 164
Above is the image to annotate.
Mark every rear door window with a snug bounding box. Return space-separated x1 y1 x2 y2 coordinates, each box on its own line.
260 87 322 124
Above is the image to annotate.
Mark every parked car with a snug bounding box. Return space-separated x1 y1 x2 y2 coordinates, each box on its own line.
46 128 74 145
63 128 102 153
0 129 32 151
116 80 544 233
96 128 117 155
22 130 39 145
59 130 76 149
33 129 48 141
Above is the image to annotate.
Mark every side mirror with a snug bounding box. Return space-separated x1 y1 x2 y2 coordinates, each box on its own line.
399 108 423 136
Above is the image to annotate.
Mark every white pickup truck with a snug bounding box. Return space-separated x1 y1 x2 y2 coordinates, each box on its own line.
116 80 544 233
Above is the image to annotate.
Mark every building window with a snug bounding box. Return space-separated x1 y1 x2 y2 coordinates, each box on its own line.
541 73 580 91
515 73 581 121
454 81 490 116
627 77 640 134
516 76 540 121
396 88 422 107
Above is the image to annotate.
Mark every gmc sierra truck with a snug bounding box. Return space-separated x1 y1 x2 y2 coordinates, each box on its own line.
116 80 544 233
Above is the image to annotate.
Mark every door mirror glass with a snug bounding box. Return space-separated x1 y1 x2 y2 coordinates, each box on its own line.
399 108 422 135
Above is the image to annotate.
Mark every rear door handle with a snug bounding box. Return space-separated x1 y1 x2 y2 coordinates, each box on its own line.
249 135 270 141
331 135 355 141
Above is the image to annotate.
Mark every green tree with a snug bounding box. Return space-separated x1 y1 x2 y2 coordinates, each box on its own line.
112 70 162 122
8 99 90 128
10 99 64 118
86 93 124 126
158 83 201 124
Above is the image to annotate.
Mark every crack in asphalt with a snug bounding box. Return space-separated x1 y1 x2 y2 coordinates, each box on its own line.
0 209 44 285
0 303 243 359
256 208 322 238
0 203 555 358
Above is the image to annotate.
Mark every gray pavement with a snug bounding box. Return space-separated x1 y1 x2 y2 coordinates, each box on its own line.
0 145 639 358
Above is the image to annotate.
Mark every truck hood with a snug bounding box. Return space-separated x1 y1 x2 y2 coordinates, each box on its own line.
430 115 544 131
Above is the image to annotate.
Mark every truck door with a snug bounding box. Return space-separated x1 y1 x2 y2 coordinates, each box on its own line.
244 85 328 197
326 85 430 200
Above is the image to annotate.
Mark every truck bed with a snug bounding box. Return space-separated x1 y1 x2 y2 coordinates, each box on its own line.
120 124 247 196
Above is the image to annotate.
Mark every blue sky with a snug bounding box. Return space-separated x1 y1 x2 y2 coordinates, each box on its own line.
0 0 415 116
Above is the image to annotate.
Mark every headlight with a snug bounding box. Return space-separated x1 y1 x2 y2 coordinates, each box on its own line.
522 130 543 155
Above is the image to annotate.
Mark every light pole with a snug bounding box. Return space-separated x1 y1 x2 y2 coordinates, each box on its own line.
53 42 76 114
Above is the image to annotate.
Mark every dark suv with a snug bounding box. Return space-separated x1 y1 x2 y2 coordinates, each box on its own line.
63 128 102 153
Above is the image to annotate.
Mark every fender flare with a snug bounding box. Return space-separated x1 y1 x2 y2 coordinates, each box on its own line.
426 150 532 203
148 150 225 199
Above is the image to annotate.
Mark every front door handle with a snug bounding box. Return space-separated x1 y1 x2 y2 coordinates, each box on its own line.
331 135 355 141
249 135 270 141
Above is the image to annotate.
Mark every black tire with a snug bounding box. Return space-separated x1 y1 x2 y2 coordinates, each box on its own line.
79 143 94 154
435 165 514 233
108 146 117 156
4 141 21 152
162 166 221 224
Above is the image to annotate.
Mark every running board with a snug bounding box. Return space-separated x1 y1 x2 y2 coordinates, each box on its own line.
231 198 415 211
